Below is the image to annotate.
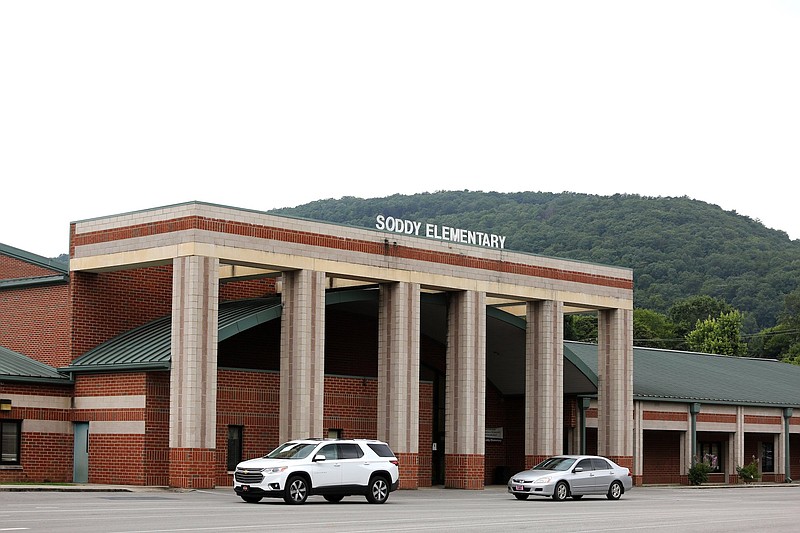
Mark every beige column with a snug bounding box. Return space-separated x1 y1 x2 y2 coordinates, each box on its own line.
280 269 326 441
445 290 486 489
525 300 563 468
633 401 643 486
378 282 420 489
169 255 219 488
597 308 633 470
729 406 745 483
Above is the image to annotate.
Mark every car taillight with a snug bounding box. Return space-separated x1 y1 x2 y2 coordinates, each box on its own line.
390 460 399 466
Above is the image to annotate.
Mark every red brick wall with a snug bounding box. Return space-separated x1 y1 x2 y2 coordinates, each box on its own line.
642 430 682 484
220 277 277 301
483 384 525 485
73 373 148 485
145 372 170 486
418 381 433 487
0 282 70 367
70 267 173 359
0 382 73 483
0 253 60 279
324 376 378 437
215 369 280 486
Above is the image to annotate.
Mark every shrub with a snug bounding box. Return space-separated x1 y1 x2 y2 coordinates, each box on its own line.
688 461 713 486
736 458 761 484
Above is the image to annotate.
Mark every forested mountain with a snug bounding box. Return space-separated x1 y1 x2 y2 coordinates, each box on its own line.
271 191 800 332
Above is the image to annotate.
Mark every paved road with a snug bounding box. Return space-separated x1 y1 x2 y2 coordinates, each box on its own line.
2 485 799 532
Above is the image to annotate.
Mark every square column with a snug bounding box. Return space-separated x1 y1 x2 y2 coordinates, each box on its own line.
524 300 563 468
378 282 420 489
597 308 633 470
445 290 486 489
169 255 219 489
280 269 326 442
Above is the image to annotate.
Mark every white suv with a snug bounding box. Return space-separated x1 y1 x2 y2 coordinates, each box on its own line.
234 438 400 504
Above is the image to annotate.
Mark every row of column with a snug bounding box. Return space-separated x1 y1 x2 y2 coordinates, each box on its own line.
167 259 634 488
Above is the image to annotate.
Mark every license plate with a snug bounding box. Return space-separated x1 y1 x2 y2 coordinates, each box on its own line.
515 485 524 491
242 485 250 491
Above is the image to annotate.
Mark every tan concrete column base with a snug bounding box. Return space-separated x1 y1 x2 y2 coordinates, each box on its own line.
169 448 215 489
445 453 484 489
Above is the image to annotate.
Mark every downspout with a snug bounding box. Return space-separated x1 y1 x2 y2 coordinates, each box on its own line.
784 407 793 483
690 403 701 463
579 397 591 455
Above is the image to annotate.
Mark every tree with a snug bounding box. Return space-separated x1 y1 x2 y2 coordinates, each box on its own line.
633 309 677 349
564 314 597 342
669 295 734 350
686 310 747 356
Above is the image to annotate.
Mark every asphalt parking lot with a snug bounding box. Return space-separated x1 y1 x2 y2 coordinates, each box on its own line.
2 484 800 533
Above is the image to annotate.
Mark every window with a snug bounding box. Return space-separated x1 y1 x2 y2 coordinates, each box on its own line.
699 442 722 472
367 442 396 458
575 459 594 471
227 426 243 472
1 420 21 465
761 442 774 472
338 443 364 459
591 458 612 470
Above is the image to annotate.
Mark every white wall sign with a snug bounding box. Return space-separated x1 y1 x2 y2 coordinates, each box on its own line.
375 215 506 249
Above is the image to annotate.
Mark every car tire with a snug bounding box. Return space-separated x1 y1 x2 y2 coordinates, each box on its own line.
284 475 309 505
324 495 344 503
607 480 623 500
240 495 262 503
513 493 529 500
571 495 583 500
552 481 569 501
366 475 390 504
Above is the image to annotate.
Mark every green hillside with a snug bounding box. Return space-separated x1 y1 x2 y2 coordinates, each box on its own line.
271 191 800 332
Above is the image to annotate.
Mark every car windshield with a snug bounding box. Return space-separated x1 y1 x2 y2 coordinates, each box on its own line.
265 442 318 460
533 457 576 471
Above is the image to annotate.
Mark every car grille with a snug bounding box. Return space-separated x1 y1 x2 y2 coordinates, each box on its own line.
235 470 264 484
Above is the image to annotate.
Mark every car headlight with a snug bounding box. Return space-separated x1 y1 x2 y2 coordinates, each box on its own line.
265 466 288 474
533 477 551 484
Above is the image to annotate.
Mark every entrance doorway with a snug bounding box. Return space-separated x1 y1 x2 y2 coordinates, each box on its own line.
73 422 89 483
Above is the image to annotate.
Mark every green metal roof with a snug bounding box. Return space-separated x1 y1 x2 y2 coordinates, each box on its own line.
0 242 69 290
62 298 282 373
0 242 68 274
0 345 72 384
565 341 800 407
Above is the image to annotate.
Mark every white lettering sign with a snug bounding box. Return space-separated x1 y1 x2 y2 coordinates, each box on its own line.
376 215 506 249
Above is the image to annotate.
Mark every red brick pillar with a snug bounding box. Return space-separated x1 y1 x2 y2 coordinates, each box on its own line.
396 452 420 489
169 448 216 489
445 454 485 489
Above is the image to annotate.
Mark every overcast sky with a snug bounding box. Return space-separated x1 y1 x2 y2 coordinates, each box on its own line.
2 1 799 258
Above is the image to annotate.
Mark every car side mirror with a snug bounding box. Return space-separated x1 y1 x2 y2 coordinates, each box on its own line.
573 467 583 472
314 454 327 462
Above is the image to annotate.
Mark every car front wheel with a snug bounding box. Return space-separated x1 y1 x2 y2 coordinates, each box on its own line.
284 476 309 504
366 476 390 504
607 480 623 500
552 481 569 501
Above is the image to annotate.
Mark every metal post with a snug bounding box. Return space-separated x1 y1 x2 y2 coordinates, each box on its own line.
690 403 701 464
579 397 591 455
784 407 793 483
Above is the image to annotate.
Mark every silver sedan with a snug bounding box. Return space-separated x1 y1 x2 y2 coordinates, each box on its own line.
507 455 633 501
